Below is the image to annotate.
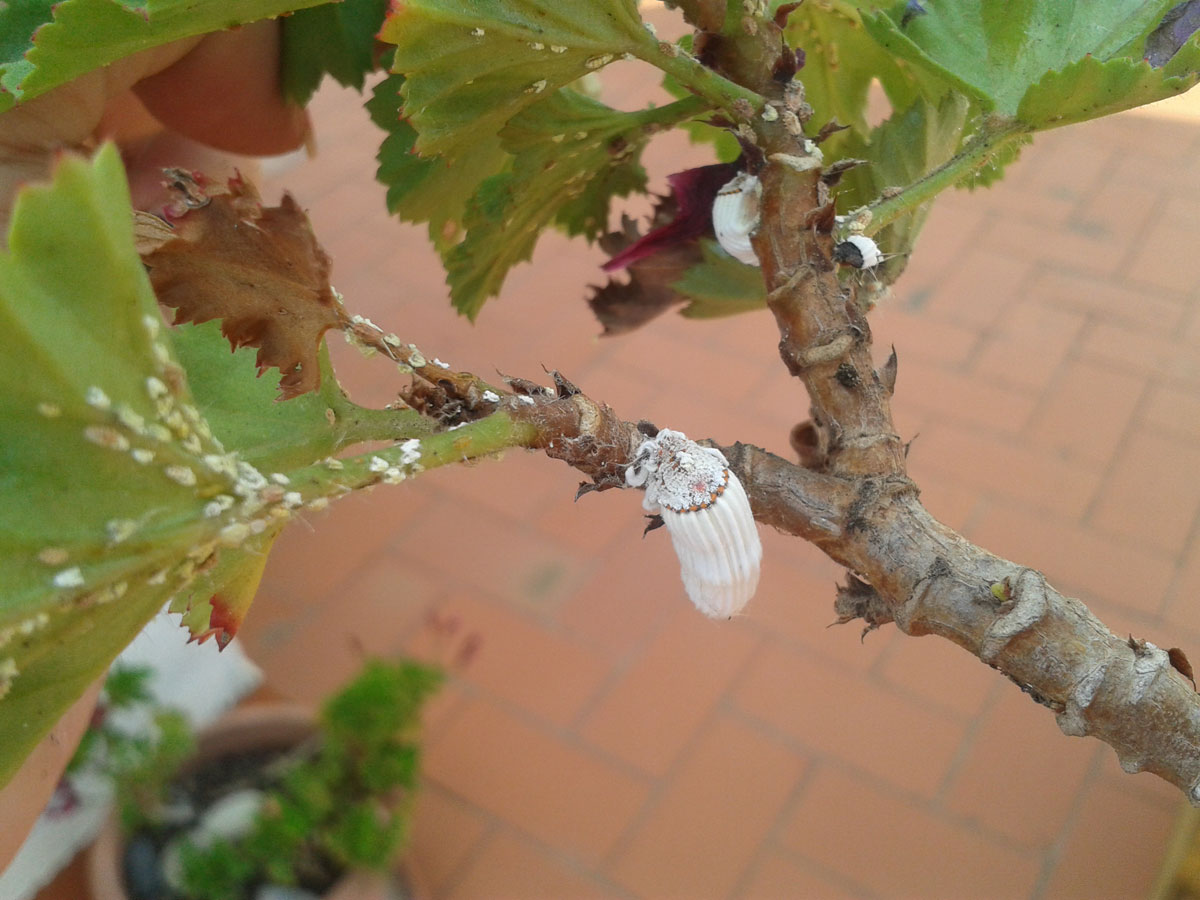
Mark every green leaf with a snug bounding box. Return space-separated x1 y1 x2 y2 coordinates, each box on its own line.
446 90 703 318
0 0 329 114
0 146 367 786
0 145 231 785
280 0 390 105
170 319 354 472
1017 52 1200 130
835 92 970 283
367 71 509 248
861 0 1184 119
673 240 766 319
783 0 939 141
379 0 654 161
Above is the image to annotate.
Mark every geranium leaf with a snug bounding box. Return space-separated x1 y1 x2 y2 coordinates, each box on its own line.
861 0 1185 119
1017 51 1200 131
446 90 700 319
379 0 656 162
367 71 509 248
0 0 328 114
281 0 390 105
833 92 970 282
0 146 318 786
674 239 766 319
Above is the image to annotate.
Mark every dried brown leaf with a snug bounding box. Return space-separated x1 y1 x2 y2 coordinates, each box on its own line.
140 172 346 399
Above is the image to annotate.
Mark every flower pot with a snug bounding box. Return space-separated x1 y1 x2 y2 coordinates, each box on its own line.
86 703 429 900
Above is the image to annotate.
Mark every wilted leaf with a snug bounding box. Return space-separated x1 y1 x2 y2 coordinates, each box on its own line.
588 210 703 335
140 172 347 399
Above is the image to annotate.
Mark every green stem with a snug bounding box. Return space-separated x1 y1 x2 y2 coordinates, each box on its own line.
331 405 434 450
632 35 764 116
289 412 539 501
854 120 1029 238
636 94 717 129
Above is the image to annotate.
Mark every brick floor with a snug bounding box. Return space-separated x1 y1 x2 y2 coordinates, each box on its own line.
212 22 1200 900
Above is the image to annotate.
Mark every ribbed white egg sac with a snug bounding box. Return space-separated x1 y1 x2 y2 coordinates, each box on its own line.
626 429 763 619
663 473 762 618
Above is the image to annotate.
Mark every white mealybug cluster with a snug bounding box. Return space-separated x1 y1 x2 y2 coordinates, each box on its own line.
626 429 763 619
712 172 762 266
833 234 884 269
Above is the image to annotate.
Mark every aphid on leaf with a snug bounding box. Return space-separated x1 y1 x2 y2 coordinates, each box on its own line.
712 172 762 266
626 429 762 618
832 234 885 269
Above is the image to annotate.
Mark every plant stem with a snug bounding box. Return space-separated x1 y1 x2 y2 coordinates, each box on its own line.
332 405 434 450
633 36 765 116
854 119 1029 238
288 411 540 502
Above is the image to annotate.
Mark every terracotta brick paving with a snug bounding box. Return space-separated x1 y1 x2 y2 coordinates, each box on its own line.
232 30 1200 900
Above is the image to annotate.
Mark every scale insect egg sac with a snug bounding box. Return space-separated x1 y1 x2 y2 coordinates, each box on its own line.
626 429 763 618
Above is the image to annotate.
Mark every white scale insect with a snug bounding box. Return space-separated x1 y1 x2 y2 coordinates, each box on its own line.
712 172 886 272
626 430 763 618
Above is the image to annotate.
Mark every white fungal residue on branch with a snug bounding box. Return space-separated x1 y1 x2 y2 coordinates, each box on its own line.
626 429 763 618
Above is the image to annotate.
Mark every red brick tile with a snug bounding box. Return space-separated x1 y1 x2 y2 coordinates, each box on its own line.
1164 542 1200 633
419 449 565 523
779 767 1040 898
741 535 898 673
409 592 611 728
446 830 622 900
1025 359 1146 468
255 484 432 617
1041 781 1176 900
967 302 1086 393
907 422 1101 519
425 699 648 865
392 500 587 614
967 501 1175 616
1100 108 1200 162
1026 269 1187 334
1080 321 1200 385
243 556 439 701
871 305 981 368
1126 196 1200 294
912 247 1036 328
408 785 491 895
734 850 865 900
533 480 645 556
1008 124 1114 198
580 610 761 776
555 534 676 659
610 716 807 898
876 632 998 721
605 326 775 409
943 684 1097 848
983 214 1136 278
1095 750 1188 814
1090 433 1200 555
915 478 982 534
1143 384 1200 442
733 641 966 796
892 357 1039 434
